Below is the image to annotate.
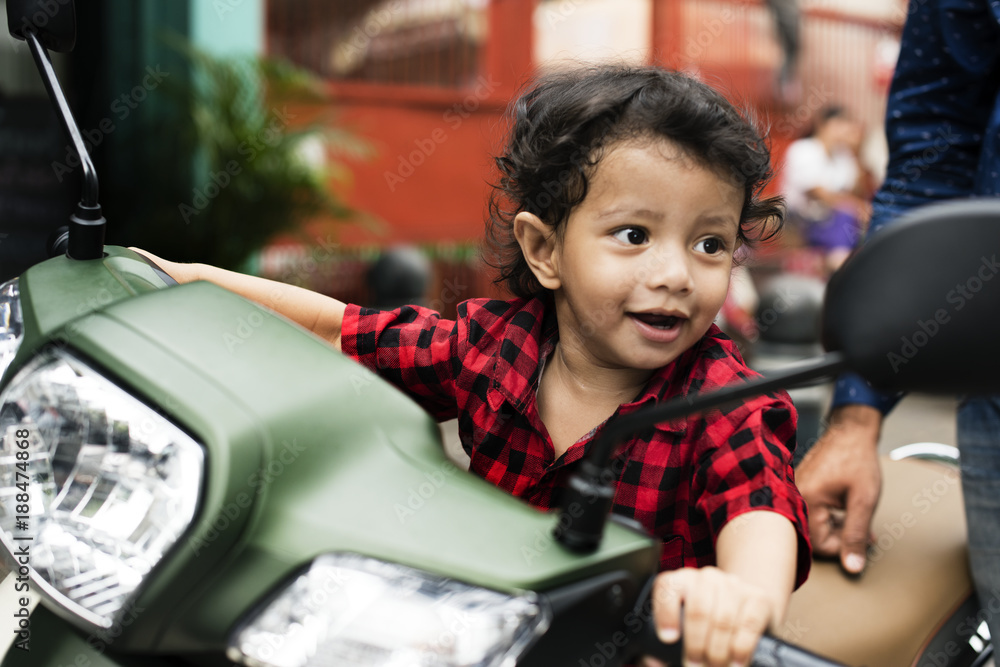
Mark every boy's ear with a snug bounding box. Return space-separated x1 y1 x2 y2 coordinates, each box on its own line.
514 212 561 290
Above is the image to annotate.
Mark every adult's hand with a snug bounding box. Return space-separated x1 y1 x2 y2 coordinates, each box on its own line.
796 404 883 573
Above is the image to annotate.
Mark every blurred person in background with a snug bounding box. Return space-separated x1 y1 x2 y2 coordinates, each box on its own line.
795 0 1000 648
780 105 871 274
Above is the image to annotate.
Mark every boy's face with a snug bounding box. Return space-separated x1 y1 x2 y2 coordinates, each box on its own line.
540 138 743 372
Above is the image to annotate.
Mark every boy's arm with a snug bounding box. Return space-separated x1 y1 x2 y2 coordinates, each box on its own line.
715 511 797 621
651 512 797 667
131 249 347 350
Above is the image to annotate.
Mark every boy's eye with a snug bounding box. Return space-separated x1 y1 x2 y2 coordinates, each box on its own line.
612 228 648 245
695 237 725 254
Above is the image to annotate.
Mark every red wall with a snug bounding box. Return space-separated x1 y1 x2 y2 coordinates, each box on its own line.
332 89 511 246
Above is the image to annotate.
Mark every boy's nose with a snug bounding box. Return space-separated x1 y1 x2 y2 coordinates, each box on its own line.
642 250 694 293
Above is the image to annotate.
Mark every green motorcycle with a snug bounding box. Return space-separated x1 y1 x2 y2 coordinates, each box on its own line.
1 2 998 666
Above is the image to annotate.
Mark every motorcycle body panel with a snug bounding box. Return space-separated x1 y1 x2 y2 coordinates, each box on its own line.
12 248 168 380
1 605 175 667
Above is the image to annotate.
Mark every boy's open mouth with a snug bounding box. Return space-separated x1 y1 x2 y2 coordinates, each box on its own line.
628 313 683 330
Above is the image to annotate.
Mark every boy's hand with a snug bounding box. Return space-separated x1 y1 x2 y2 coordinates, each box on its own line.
651 566 775 667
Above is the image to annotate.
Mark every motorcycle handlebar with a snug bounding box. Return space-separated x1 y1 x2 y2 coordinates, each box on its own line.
749 635 849 667
635 613 847 667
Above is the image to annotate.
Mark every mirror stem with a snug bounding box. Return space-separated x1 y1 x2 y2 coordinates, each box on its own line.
553 351 849 553
24 28 105 260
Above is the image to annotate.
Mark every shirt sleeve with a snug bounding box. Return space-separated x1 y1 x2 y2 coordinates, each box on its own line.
830 372 904 414
693 392 812 588
340 303 463 421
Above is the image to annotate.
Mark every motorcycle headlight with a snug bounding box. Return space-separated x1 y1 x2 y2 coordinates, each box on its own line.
0 348 204 629
0 278 24 379
228 554 550 667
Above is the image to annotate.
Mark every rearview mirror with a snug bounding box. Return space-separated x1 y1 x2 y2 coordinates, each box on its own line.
7 0 76 52
822 198 1000 394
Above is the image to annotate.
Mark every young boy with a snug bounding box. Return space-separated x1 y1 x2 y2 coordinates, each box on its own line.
139 64 810 667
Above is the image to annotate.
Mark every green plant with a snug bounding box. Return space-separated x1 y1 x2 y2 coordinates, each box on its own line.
111 38 373 271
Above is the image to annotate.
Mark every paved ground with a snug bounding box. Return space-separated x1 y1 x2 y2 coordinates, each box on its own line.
440 419 469 468
878 392 959 454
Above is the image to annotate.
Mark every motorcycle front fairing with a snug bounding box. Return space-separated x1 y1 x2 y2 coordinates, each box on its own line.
0 248 660 666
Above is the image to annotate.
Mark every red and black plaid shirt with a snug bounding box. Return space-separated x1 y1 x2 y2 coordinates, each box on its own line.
342 297 810 586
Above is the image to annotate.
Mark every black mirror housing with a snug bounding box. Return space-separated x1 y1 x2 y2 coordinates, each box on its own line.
822 198 1000 394
7 0 75 52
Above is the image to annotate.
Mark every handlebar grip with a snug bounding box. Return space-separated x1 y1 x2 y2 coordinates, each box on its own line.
751 635 847 667
635 619 682 664
637 623 846 667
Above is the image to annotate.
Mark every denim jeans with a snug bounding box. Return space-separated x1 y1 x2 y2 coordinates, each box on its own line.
958 395 1000 644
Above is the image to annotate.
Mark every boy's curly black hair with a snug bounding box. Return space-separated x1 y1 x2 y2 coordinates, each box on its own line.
486 64 784 298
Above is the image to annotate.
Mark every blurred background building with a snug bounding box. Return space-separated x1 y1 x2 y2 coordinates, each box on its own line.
0 0 906 313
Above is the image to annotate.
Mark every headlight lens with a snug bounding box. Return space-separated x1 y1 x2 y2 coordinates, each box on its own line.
0 349 204 628
228 554 550 667
0 278 24 378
